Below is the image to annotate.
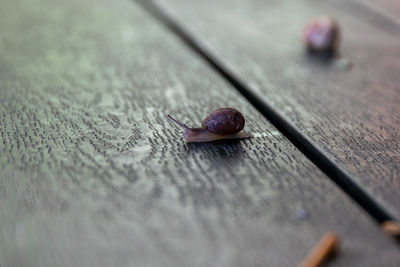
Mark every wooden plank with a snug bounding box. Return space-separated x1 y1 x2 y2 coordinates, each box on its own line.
153 0 400 220
0 0 398 266
355 0 400 26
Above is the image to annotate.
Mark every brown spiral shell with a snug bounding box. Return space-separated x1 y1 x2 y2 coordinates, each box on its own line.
201 107 245 135
303 16 340 53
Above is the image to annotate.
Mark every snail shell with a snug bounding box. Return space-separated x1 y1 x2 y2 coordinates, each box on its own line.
304 16 340 54
168 108 251 143
201 108 245 135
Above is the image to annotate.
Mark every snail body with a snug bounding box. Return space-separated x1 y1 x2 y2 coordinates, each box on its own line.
168 108 252 143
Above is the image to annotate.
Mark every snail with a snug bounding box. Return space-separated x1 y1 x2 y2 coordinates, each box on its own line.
303 16 340 54
168 108 253 142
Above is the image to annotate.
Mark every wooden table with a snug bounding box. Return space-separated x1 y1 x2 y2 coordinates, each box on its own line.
0 0 399 266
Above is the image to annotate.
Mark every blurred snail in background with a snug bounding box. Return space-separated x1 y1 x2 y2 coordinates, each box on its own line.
303 16 340 54
168 107 252 142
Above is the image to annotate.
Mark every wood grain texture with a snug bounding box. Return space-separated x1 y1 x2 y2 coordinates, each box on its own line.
154 0 400 220
355 0 400 27
0 0 399 266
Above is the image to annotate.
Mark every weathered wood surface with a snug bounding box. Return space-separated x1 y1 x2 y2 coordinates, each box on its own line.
154 0 400 220
355 0 400 26
0 0 399 266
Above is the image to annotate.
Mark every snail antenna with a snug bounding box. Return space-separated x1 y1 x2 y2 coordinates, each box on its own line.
167 114 189 130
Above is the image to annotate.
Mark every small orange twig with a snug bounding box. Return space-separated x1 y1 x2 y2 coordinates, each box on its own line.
299 232 340 267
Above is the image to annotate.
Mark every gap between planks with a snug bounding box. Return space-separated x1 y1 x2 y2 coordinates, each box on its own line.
135 0 398 231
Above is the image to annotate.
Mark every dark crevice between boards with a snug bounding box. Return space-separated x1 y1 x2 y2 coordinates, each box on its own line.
136 0 399 235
